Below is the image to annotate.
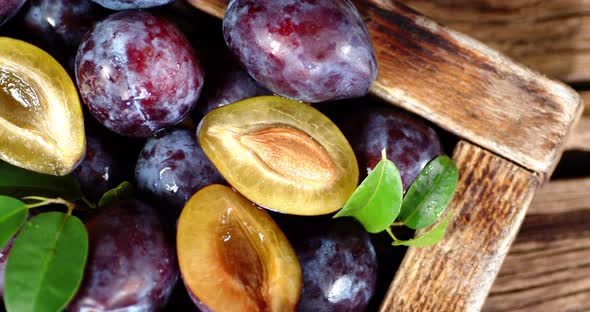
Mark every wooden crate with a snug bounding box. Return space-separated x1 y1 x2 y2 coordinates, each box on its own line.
184 0 583 310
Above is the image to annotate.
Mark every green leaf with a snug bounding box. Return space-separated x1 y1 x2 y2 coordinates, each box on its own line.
97 181 134 207
4 212 88 312
398 155 458 230
392 209 453 247
0 162 82 201
0 196 28 248
334 151 403 233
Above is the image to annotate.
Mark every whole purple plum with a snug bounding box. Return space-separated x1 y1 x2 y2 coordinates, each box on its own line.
223 0 377 103
0 0 26 26
90 0 172 10
324 103 444 190
0 239 13 298
73 132 120 201
293 219 378 312
76 11 204 137
68 199 177 311
135 129 224 218
19 0 108 70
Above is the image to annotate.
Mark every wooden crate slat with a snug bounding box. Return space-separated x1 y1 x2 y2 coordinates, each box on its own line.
380 141 540 311
398 0 590 83
185 0 582 179
359 0 581 179
483 178 590 311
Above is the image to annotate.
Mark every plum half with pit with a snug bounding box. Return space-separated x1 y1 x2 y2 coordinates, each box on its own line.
223 0 377 103
198 96 359 216
75 11 204 137
177 184 302 312
135 128 224 219
68 199 177 311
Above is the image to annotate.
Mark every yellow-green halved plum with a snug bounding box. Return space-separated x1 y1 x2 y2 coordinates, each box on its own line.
0 37 84 175
198 96 358 215
177 184 302 312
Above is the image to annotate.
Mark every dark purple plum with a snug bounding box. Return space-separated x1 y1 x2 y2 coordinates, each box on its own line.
73 132 120 201
76 11 204 137
135 129 224 218
0 0 26 26
197 63 271 116
324 103 444 190
18 0 108 71
292 219 378 312
0 239 13 298
223 0 377 103
68 199 177 312
90 0 172 10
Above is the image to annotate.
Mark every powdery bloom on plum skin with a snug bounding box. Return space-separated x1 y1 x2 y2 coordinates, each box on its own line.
223 0 377 103
75 11 204 138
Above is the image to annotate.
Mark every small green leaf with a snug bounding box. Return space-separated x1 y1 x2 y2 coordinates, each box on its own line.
398 155 458 230
97 181 134 207
0 162 82 201
334 150 403 233
4 212 88 312
392 210 453 247
0 196 28 248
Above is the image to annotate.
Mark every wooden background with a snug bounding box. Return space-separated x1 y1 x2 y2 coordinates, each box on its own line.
394 1 590 310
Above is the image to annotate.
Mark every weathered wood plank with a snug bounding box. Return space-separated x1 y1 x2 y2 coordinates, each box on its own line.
484 178 590 312
380 141 540 311
398 0 590 83
185 0 582 179
565 116 590 151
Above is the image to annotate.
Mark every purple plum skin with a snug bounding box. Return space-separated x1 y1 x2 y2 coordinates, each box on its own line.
73 133 119 201
0 239 13 299
135 129 224 218
325 104 444 190
90 0 173 10
68 200 178 312
294 220 378 312
19 0 108 71
0 0 26 26
75 11 204 137
223 0 377 103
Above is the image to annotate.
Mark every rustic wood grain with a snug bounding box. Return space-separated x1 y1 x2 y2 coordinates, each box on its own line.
380 141 540 311
185 0 582 179
398 0 590 83
483 178 590 311
564 116 590 151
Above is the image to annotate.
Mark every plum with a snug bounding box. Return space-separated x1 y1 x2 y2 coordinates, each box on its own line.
76 11 204 137
324 102 444 190
90 0 173 10
223 0 377 103
135 128 224 219
0 0 26 26
73 132 121 201
0 239 13 299
68 199 177 311
18 0 108 71
293 219 378 312
177 185 302 312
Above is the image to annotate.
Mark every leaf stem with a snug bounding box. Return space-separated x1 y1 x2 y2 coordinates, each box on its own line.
80 196 96 209
22 196 76 215
391 222 405 227
385 227 398 240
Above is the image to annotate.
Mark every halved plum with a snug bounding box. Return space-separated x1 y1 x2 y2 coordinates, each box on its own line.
177 184 302 312
0 37 85 175
198 96 358 216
